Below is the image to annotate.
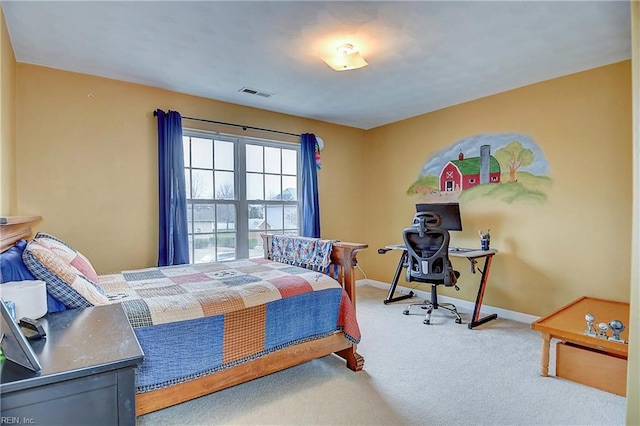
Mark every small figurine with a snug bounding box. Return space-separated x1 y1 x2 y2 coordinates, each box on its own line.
596 322 609 339
584 313 596 336
608 320 626 343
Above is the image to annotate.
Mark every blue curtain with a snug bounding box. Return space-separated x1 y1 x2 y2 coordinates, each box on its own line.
156 109 189 266
301 133 321 238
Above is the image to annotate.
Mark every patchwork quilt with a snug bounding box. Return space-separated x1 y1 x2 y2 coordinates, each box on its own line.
99 258 360 393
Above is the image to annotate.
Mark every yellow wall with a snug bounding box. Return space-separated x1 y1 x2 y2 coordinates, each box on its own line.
15 65 366 273
364 61 632 317
14 61 632 315
0 6 17 215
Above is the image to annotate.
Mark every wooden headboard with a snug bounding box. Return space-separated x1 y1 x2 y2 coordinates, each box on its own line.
0 216 42 253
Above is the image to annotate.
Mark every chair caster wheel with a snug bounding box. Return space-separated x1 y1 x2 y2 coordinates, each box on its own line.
403 310 409 315
423 319 430 325
455 319 462 324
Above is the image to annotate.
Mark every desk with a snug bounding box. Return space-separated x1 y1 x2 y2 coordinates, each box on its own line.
380 244 498 329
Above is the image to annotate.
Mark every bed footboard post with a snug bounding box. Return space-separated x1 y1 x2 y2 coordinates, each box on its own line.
336 347 365 371
329 241 367 372
331 242 367 310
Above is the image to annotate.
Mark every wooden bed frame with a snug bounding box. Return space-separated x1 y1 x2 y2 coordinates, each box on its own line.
0 218 368 416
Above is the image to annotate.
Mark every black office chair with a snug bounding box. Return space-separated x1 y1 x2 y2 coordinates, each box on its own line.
402 211 462 325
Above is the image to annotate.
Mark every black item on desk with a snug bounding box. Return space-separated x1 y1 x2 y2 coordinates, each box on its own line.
415 202 462 231
19 317 47 340
0 298 42 372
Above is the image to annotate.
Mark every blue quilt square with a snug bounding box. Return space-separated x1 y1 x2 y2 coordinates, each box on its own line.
221 274 262 286
134 315 225 389
123 270 166 281
278 266 308 275
264 288 342 350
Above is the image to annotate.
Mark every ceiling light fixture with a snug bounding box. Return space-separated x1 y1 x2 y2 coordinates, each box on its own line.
323 43 368 72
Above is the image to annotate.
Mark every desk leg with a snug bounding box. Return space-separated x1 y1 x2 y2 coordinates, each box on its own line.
540 332 551 377
384 251 414 304
467 254 498 329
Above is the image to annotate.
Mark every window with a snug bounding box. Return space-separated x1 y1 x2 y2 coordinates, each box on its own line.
183 130 300 263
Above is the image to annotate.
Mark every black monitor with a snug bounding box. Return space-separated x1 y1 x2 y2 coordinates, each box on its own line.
415 202 463 231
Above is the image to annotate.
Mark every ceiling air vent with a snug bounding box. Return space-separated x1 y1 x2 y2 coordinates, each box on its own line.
239 87 274 98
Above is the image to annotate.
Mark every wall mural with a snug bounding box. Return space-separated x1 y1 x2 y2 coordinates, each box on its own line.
407 133 551 204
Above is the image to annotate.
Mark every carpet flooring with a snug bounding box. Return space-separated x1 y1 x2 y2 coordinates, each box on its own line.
138 285 626 425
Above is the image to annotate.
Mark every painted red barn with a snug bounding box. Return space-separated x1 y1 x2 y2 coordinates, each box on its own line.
439 144 501 191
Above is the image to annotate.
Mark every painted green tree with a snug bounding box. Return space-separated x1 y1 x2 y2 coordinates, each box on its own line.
494 141 534 182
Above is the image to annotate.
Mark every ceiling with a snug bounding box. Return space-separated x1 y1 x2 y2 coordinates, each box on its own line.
2 1 632 130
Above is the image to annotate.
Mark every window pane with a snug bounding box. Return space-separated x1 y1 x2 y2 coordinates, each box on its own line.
183 137 190 167
265 204 283 230
214 140 234 171
264 147 281 174
216 232 236 261
246 144 263 172
191 137 213 169
249 230 264 259
284 205 297 230
192 170 214 199
186 203 194 233
282 176 297 201
248 204 265 230
216 204 236 231
193 235 215 263
282 149 297 175
192 204 215 233
215 171 235 200
246 173 264 200
265 175 281 200
184 169 191 198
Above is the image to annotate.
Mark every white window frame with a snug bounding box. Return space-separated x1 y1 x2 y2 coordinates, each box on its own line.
183 128 301 262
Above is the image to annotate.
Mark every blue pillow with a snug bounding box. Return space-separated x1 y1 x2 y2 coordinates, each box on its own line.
1 239 67 313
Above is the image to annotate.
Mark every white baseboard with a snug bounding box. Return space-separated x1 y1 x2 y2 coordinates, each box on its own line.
356 279 539 325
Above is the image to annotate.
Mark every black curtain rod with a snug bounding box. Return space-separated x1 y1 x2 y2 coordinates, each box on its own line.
153 110 301 138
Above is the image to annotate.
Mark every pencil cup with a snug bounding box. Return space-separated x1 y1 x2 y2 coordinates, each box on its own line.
481 238 490 251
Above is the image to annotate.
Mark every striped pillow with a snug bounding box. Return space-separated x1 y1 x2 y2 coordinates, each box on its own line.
23 240 109 308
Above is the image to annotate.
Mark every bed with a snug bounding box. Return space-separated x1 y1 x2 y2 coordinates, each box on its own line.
0 216 367 415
